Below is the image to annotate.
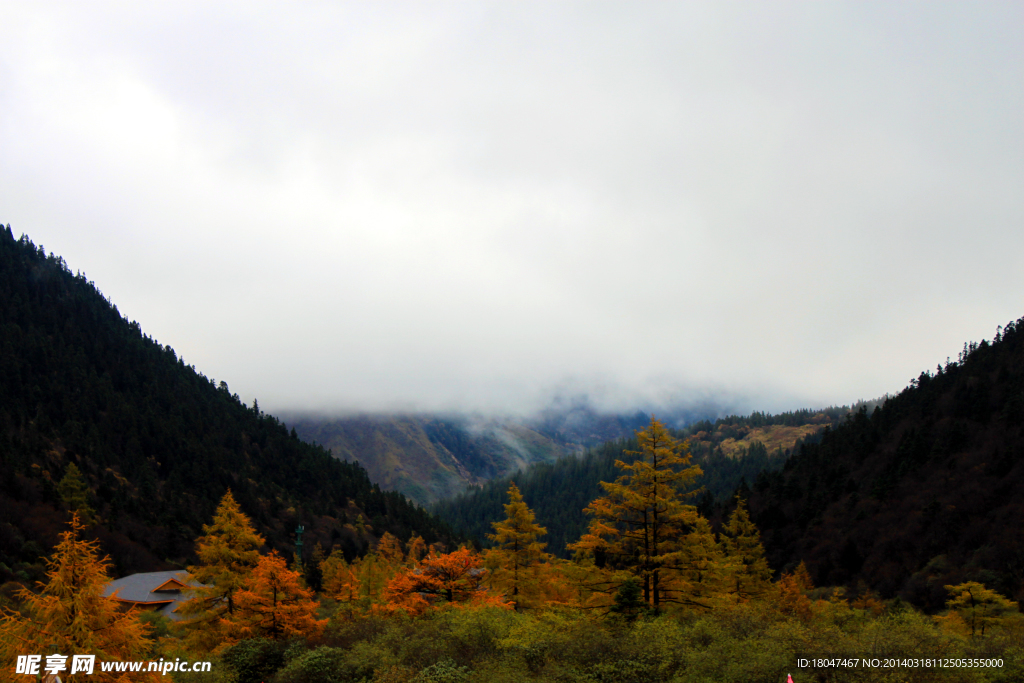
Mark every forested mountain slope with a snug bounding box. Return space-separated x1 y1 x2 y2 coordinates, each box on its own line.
287 404 730 506
435 409 841 556
288 414 567 504
748 317 1024 610
0 227 451 585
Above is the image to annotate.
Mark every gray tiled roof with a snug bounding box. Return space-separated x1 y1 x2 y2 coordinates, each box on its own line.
103 570 206 621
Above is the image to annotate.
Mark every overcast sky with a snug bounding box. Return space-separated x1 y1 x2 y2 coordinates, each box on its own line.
1 1 1021 416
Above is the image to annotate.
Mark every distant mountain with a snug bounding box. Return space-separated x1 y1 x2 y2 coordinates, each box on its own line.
286 399 739 505
287 414 567 504
434 408 842 557
747 317 1024 609
0 227 452 585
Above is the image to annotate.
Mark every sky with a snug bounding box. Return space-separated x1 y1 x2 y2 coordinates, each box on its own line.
1 1 1022 417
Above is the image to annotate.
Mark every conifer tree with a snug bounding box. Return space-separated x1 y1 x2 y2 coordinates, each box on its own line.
720 497 773 601
777 561 814 619
568 417 702 612
57 462 96 525
353 551 394 608
321 548 361 614
0 515 159 682
178 490 265 652
610 577 645 621
671 515 726 610
376 532 406 566
407 535 428 562
487 482 548 608
304 542 325 592
228 551 327 641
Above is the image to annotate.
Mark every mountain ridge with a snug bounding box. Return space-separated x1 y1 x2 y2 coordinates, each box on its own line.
747 318 1024 609
0 226 452 586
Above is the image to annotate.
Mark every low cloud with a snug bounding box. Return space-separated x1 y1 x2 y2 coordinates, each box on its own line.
1 2 1021 416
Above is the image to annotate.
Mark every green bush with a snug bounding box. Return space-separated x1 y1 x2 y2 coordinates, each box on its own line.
414 658 470 683
273 646 361 683
223 639 288 683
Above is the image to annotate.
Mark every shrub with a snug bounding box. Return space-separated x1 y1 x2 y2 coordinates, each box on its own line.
222 638 287 683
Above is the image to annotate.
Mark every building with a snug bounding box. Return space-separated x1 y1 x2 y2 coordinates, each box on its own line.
102 570 205 621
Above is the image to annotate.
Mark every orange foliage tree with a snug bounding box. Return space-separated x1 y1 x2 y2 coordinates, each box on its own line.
383 548 506 615
777 561 814 619
228 551 326 641
0 515 159 682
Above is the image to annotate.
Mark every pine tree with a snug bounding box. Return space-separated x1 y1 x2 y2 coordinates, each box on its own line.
305 542 325 592
228 551 327 641
177 490 265 652
0 515 159 682
568 416 702 612
720 497 773 601
57 462 96 525
609 577 645 621
487 482 548 608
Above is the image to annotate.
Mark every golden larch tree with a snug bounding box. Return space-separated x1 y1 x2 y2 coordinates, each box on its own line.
0 515 159 682
406 535 428 563
669 515 727 610
228 551 326 641
568 416 702 612
376 532 406 566
320 548 361 616
177 489 265 652
486 482 548 608
720 497 773 602
777 561 814 619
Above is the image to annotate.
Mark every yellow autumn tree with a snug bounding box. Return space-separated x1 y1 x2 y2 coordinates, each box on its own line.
720 497 773 602
568 416 703 613
320 548 361 617
227 551 327 641
486 482 548 609
0 515 159 682
377 532 406 566
670 515 727 610
940 582 1019 637
352 552 395 610
177 489 265 652
407 535 428 563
